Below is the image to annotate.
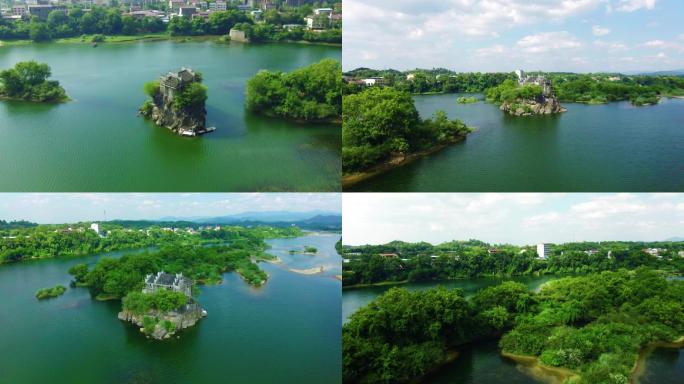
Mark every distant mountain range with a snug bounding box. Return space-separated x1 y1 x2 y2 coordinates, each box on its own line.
634 70 684 76
664 237 684 242
155 211 341 230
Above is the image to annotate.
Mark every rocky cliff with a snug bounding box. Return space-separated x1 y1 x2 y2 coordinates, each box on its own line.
118 301 207 340
139 68 213 136
500 96 566 116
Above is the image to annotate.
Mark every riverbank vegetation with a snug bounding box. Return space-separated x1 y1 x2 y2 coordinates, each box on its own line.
342 239 684 287
0 3 341 44
344 68 513 94
343 268 684 383
0 221 302 264
0 61 67 102
343 68 684 106
35 284 67 299
245 58 341 122
342 87 471 174
550 73 684 106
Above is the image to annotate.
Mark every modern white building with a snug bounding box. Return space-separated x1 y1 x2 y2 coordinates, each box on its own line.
536 243 551 259
90 223 101 235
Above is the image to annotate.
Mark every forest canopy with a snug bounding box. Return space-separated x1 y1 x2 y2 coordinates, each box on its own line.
245 58 342 122
0 61 68 102
343 269 684 384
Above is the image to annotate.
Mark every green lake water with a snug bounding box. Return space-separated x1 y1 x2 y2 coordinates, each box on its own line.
0 235 341 383
348 93 684 192
343 275 683 383
0 41 341 191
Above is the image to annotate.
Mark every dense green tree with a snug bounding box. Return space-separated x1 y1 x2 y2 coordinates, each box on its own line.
246 58 341 122
0 61 67 102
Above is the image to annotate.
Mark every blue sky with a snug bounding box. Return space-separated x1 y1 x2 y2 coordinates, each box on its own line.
0 193 341 223
343 193 684 245
343 0 684 72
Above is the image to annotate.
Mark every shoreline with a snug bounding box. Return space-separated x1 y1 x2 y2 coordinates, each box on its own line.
501 351 580 384
290 266 325 275
0 34 340 47
342 136 467 189
631 336 684 384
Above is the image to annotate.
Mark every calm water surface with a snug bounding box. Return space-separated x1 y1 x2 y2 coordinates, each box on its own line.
0 235 341 383
349 93 684 191
0 41 341 191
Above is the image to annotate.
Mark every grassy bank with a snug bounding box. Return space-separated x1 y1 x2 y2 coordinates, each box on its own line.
342 136 467 190
1 34 341 47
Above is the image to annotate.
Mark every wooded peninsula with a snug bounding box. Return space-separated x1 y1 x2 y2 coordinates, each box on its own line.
343 268 684 383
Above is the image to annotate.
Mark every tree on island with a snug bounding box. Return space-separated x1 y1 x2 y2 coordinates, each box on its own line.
245 58 342 122
0 61 68 102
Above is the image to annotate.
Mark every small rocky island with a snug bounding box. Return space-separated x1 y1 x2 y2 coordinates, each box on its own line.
139 68 214 136
487 70 566 116
118 272 207 340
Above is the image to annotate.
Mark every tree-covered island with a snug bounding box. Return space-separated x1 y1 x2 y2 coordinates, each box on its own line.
140 68 211 136
343 268 684 383
0 61 68 103
342 87 472 188
35 284 66 299
485 71 566 116
245 58 341 123
26 223 301 340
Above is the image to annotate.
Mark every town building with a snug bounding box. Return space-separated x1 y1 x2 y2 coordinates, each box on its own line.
143 271 193 298
168 0 183 12
536 243 551 259
208 0 225 11
362 77 385 87
178 6 197 17
11 5 27 16
27 4 66 20
90 223 101 236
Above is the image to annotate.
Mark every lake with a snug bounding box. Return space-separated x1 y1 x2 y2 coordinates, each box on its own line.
0 234 341 383
347 93 684 192
343 275 683 383
0 41 341 192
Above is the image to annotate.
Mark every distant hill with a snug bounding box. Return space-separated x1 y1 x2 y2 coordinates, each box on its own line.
111 211 342 231
200 211 336 224
635 70 684 76
664 237 684 242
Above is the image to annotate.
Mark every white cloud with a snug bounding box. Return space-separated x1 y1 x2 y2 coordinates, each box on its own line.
524 212 561 227
644 39 665 47
616 0 657 12
516 31 582 53
592 25 611 36
344 193 684 246
593 40 628 52
570 194 645 219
